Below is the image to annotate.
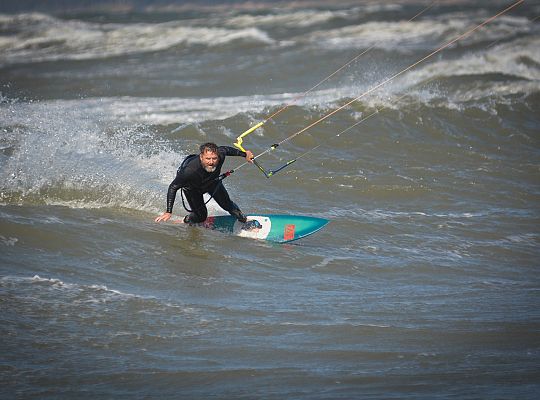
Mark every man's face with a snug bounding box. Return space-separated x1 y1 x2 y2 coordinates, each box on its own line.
200 150 219 173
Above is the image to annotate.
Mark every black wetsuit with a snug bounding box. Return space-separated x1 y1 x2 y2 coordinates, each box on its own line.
166 146 247 223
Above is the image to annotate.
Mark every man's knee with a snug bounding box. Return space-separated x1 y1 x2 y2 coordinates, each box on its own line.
184 209 207 224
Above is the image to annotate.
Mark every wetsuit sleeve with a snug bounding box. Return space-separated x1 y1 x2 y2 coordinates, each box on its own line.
219 146 246 157
166 171 191 213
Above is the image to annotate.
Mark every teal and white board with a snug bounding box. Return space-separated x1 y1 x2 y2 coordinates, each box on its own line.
195 214 328 243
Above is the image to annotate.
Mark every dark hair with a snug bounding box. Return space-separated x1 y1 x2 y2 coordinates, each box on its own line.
200 142 218 154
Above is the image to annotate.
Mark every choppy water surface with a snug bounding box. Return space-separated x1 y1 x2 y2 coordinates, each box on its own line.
1 1 539 398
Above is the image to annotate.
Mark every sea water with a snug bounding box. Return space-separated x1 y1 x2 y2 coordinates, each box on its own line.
1 1 539 398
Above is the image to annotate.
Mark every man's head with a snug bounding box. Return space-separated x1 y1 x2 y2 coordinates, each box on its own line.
199 142 219 173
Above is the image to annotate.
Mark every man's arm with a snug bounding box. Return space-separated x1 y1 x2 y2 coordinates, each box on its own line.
166 179 182 213
220 146 253 162
155 168 191 223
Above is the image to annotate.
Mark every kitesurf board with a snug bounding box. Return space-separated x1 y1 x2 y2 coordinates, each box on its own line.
194 214 328 243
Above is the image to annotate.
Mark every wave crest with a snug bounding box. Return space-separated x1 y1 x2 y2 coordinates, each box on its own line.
0 12 274 65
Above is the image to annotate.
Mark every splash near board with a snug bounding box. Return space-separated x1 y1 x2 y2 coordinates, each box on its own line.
196 214 328 243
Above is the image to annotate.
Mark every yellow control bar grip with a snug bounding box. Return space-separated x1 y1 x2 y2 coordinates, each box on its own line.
233 122 264 152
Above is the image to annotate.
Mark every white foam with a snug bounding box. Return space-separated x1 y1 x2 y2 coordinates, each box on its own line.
0 13 275 66
406 35 540 83
0 98 181 212
0 235 18 246
1 274 147 300
334 33 540 112
306 14 532 51
168 4 401 30
31 275 66 286
224 9 348 29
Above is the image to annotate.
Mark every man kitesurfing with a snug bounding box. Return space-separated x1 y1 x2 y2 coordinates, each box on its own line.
155 142 254 224
154 1 523 241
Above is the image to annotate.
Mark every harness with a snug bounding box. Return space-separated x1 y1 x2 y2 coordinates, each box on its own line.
178 154 232 213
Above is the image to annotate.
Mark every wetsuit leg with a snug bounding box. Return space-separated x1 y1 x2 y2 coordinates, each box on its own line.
211 182 247 222
181 189 207 223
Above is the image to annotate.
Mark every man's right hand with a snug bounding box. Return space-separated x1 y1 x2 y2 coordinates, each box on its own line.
155 212 172 223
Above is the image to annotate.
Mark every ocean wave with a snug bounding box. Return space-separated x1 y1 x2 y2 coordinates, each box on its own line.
12 45 533 135
0 274 143 299
1 54 535 143
140 2 403 29
219 3 402 29
0 98 180 211
94 95 280 125
313 30 539 113
304 14 533 51
0 275 201 322
2 7 534 67
390 35 540 109
223 9 347 29
0 12 274 65
407 36 540 83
